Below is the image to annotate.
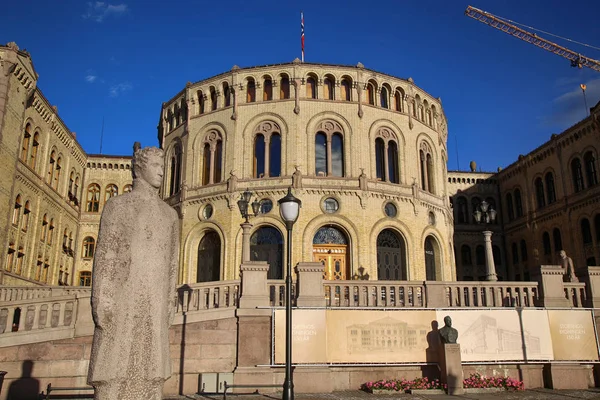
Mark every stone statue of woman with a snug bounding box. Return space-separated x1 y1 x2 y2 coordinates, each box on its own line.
87 145 180 400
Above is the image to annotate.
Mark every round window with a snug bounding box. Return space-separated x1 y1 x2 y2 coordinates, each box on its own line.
259 199 273 214
202 204 213 220
323 198 339 213
384 202 397 217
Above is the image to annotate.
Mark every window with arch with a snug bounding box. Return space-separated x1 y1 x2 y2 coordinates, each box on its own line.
48 219 54 245
6 244 15 272
584 151 598 187
263 77 273 101
424 236 440 281
423 100 432 125
174 103 181 126
545 172 556 204
280 75 290 99
40 214 48 242
15 247 24 275
21 123 31 161
12 194 21 226
571 157 585 193
419 142 435 194
520 240 528 262
253 121 281 178
246 78 256 103
223 82 231 107
475 245 485 266
87 184 100 212
47 150 57 185
323 75 334 100
380 86 389 109
197 231 221 282
201 130 223 185
53 157 61 190
210 87 218 111
123 184 133 193
83 237 96 258
512 242 519 265
461 245 472 265
534 177 545 208
456 196 468 224
514 189 523 217
22 201 31 232
366 80 376 105
376 229 407 280
30 132 40 169
197 90 205 114
553 228 563 252
306 75 317 99
542 231 551 255
104 184 118 203
251 226 283 279
394 90 404 112
374 128 400 183
68 171 75 197
169 144 182 196
314 120 344 177
79 271 92 286
340 77 351 101
415 94 424 120
582 218 592 245
506 193 515 221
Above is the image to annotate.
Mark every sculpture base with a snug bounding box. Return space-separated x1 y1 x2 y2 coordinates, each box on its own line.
438 343 464 395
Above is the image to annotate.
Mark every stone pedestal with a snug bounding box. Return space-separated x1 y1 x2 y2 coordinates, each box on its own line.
438 343 464 395
544 364 590 389
576 266 600 308
532 266 570 307
295 262 326 307
238 261 269 309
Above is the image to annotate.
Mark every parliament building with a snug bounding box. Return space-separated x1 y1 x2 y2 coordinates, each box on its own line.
1 41 599 288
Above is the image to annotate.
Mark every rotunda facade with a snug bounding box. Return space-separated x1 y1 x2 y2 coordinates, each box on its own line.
158 60 455 284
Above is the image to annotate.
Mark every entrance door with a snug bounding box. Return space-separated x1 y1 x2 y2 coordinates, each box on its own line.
313 245 348 280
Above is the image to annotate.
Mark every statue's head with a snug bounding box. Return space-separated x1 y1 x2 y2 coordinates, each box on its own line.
132 146 164 189
559 250 567 259
444 316 452 327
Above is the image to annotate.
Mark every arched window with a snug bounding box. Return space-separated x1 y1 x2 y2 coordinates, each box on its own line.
5 244 15 272
246 78 256 103
15 247 24 275
314 120 344 177
210 87 218 111
584 151 598 187
415 94 423 120
424 236 440 281
40 214 48 242
20 124 31 161
263 77 273 101
542 232 551 255
595 214 600 243
48 219 54 245
47 150 56 185
197 90 205 114
201 131 223 185
87 184 100 212
520 240 528 262
375 138 385 181
68 171 75 198
493 245 502 268
475 245 485 266
29 132 39 169
198 231 221 282
223 82 231 107
374 128 400 184
582 218 592 245
380 86 389 109
553 228 563 252
545 172 556 204
253 122 281 178
280 75 290 99
534 177 545 208
306 76 317 99
79 271 92 286
376 229 407 280
514 189 523 217
394 90 403 112
419 142 434 194
104 184 118 203
22 201 30 232
572 158 585 192
456 196 467 224
471 197 482 224
506 193 515 221
461 245 472 265
12 194 21 226
123 184 133 193
512 242 519 265
169 144 182 196
340 78 351 101
250 226 283 279
366 81 376 105
323 76 334 100
53 157 61 190
83 237 96 258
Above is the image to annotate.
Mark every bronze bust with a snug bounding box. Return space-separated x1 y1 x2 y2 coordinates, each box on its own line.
439 316 458 344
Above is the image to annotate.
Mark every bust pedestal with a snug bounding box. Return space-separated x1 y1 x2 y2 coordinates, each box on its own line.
439 343 464 395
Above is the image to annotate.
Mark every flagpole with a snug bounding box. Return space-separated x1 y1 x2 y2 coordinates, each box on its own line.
301 12 304 62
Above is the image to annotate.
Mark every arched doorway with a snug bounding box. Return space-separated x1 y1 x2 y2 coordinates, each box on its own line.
424 235 441 281
250 226 283 279
377 229 407 280
197 231 221 282
313 226 349 280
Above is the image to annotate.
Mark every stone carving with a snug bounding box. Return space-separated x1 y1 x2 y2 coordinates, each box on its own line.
292 165 303 189
560 250 578 282
439 316 458 344
359 168 367 191
227 170 238 192
87 144 180 400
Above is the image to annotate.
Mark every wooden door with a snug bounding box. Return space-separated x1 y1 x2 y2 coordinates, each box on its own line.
313 245 348 280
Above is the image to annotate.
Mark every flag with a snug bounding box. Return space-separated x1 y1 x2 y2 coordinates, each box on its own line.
301 12 305 62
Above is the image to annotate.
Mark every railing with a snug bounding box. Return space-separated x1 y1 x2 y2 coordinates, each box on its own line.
0 286 91 301
176 281 240 313
444 282 539 307
564 282 587 307
323 281 426 308
267 280 297 307
0 295 78 334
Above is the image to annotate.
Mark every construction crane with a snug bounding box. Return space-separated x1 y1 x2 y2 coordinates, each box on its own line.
465 5 600 73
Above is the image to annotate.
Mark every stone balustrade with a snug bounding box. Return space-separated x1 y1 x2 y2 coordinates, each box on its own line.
323 281 426 307
0 286 91 301
176 281 240 313
564 282 587 307
439 282 538 308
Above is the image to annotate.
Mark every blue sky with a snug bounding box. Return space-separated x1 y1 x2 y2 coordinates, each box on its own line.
2 0 599 171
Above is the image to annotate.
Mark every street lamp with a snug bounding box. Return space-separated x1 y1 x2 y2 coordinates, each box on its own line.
237 189 261 262
473 200 498 281
278 187 301 400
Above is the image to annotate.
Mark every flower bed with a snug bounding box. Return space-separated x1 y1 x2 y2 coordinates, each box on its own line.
361 373 524 394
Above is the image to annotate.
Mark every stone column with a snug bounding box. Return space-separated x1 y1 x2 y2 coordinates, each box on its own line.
439 343 464 395
295 262 325 307
326 137 332 176
576 266 600 308
241 222 252 263
483 231 498 281
531 265 570 307
383 142 389 181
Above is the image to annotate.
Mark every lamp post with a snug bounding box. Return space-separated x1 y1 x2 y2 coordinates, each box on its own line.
237 188 260 263
473 200 498 281
278 187 301 400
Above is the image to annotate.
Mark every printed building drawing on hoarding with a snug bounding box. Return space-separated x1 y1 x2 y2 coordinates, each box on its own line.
346 317 429 353
461 314 541 357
